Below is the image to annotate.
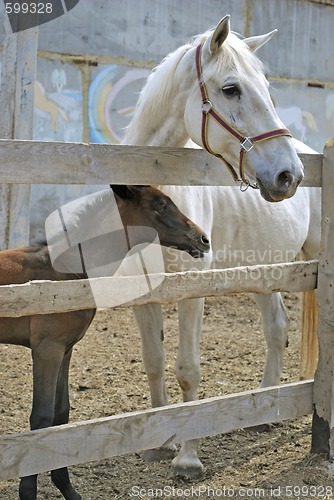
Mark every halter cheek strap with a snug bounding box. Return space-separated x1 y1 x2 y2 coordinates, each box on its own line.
195 43 292 190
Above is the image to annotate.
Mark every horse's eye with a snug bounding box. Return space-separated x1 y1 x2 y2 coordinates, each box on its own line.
155 206 168 215
222 84 240 97
153 200 168 215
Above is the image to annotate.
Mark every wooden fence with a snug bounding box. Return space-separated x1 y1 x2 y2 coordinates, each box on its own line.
309 0 334 6
0 138 332 479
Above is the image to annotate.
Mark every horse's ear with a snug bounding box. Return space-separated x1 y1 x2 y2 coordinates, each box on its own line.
110 185 134 199
110 185 146 199
209 15 230 55
243 29 277 52
126 185 147 197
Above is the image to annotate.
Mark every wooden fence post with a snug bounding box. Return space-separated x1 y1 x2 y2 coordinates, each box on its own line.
312 137 334 457
0 15 37 248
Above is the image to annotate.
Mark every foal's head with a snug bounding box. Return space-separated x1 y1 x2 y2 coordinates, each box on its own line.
110 185 210 258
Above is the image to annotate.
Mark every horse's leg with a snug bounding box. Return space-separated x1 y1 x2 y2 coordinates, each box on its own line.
51 348 81 500
252 292 289 387
19 341 64 500
171 297 205 478
133 303 175 461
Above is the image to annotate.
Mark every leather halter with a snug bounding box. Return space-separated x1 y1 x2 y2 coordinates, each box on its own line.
195 42 292 190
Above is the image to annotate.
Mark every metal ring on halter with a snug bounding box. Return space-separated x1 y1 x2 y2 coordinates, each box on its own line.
240 137 254 153
239 179 250 192
202 101 213 114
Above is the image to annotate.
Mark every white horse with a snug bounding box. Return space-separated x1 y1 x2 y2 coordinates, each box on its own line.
122 16 316 477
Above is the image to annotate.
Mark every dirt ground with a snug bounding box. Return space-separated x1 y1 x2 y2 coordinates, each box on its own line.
0 293 333 499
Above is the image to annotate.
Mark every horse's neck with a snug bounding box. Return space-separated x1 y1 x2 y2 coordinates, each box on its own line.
125 116 189 147
124 46 192 147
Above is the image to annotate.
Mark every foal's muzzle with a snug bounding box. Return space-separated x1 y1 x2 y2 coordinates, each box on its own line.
189 233 210 258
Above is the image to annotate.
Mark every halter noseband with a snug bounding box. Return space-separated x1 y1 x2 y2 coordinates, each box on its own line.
195 42 292 190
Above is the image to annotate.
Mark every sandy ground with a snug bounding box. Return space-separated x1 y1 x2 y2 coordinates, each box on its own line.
0 293 333 499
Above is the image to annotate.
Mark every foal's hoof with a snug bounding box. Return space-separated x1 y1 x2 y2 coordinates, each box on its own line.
141 445 176 462
171 455 204 479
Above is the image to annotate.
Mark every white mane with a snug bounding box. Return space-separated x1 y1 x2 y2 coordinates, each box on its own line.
124 43 192 144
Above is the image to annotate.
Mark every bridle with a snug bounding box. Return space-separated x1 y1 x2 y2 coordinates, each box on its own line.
195 42 292 190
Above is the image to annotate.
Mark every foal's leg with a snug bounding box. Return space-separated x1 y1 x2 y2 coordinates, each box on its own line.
133 303 175 461
51 348 81 500
252 292 289 387
19 340 65 500
171 297 205 477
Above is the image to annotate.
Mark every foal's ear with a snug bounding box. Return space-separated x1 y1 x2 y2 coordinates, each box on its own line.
243 29 277 52
209 15 230 55
110 185 146 199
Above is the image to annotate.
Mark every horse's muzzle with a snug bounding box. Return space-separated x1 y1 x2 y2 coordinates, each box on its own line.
256 165 304 202
189 233 210 258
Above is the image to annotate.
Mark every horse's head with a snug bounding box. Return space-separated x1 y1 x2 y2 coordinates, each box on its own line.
182 16 304 201
111 185 210 258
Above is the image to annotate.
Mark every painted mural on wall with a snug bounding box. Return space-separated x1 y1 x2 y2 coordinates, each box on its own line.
326 94 334 133
31 57 85 242
89 64 150 144
33 58 83 142
272 82 332 153
30 60 151 242
276 106 318 143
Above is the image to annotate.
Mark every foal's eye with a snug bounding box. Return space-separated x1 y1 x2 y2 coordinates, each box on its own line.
153 200 168 215
222 84 240 97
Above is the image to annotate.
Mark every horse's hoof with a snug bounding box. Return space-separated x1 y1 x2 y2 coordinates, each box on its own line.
141 445 176 462
171 455 204 479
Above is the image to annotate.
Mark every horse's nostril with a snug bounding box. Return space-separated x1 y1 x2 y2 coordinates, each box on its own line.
201 235 210 247
277 170 293 189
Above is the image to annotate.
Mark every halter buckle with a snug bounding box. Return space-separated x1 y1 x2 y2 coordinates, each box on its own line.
202 100 213 114
240 179 259 191
240 137 254 153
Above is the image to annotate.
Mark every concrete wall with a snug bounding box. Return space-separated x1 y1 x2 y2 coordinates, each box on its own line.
0 0 333 240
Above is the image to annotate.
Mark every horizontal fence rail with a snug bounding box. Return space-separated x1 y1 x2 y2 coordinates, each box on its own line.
0 260 318 316
0 380 313 481
0 140 322 186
